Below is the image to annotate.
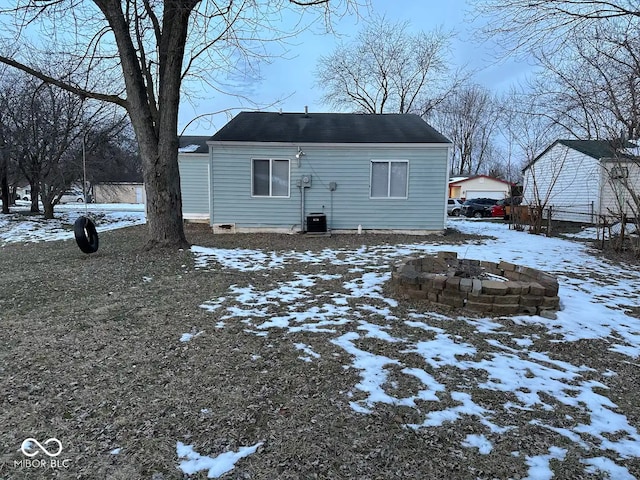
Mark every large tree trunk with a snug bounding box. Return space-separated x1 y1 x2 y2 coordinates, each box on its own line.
43 200 54 219
138 133 188 250
97 0 193 250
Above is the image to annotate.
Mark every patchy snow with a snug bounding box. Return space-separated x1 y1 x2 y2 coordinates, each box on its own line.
180 331 204 342
176 441 263 478
524 447 567 480
582 456 637 480
4 208 640 477
461 434 493 455
294 342 321 362
0 203 145 246
192 219 640 476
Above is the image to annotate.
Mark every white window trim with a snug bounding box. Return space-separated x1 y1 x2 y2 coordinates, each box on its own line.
369 160 409 199
251 158 291 198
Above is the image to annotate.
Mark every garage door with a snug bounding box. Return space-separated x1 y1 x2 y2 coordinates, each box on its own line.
465 190 506 200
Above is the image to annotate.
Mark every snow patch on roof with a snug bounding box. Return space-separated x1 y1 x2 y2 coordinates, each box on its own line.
178 144 200 153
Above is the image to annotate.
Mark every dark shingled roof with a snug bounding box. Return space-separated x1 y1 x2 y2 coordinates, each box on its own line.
558 139 636 160
178 135 209 154
209 112 451 144
523 139 638 172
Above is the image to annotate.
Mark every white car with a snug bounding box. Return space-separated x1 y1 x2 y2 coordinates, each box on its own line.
447 198 463 216
59 191 86 203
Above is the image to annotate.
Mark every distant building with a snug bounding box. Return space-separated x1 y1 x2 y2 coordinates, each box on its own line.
448 175 512 200
522 139 640 223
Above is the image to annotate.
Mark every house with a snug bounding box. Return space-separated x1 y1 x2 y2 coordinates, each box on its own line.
178 135 210 222
522 139 640 223
448 175 512 200
92 163 145 204
180 111 452 233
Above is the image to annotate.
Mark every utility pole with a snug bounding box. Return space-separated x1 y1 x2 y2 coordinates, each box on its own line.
0 120 9 214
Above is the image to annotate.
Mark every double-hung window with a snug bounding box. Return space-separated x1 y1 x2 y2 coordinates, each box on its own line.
252 159 290 197
370 160 408 198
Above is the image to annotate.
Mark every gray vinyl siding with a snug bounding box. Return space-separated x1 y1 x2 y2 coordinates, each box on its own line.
178 154 210 219
210 143 449 231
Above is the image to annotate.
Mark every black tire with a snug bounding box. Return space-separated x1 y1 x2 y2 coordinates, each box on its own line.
452 209 460 217
74 216 99 254
473 210 483 218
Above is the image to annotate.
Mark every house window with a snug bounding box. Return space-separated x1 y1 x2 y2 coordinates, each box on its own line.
252 159 290 197
610 165 629 180
370 161 408 198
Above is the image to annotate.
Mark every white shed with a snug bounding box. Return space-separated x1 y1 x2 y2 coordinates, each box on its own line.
522 139 639 223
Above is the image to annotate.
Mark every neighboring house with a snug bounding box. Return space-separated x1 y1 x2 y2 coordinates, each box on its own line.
92 165 145 204
93 182 145 204
448 175 512 200
189 111 451 233
522 139 640 223
178 135 210 222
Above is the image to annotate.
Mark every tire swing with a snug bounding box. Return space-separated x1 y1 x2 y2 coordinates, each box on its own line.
74 216 99 254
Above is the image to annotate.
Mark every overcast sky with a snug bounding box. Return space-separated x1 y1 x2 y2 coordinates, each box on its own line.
179 0 532 136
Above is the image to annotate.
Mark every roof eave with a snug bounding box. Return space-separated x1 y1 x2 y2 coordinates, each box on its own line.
207 140 452 148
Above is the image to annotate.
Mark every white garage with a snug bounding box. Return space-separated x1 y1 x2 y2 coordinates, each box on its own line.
448 175 512 200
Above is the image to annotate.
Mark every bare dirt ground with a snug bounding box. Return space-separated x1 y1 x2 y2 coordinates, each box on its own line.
0 224 638 479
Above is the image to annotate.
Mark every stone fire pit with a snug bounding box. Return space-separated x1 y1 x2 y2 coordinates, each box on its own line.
391 251 560 316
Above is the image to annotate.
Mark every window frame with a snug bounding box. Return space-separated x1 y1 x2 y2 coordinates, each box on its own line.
369 160 409 199
251 158 291 198
610 165 629 180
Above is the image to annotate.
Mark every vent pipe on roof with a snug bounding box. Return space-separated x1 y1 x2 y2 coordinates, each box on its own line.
304 106 309 117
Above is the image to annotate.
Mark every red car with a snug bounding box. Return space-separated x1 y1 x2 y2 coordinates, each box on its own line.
491 196 523 219
491 203 506 218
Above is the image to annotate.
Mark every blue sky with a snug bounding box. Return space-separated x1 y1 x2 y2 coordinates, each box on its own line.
179 0 532 135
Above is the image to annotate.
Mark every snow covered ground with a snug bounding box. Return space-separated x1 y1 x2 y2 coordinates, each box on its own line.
0 202 145 246
192 219 640 479
2 208 639 478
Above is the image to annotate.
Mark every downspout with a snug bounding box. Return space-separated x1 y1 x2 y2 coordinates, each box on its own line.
300 185 305 232
329 181 337 232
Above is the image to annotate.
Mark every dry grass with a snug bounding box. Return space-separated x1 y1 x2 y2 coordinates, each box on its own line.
0 224 638 479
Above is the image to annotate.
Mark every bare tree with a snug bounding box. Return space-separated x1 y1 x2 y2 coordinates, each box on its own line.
1 72 128 218
497 88 561 176
0 0 364 249
316 16 456 115
429 84 500 176
521 144 572 234
473 0 639 56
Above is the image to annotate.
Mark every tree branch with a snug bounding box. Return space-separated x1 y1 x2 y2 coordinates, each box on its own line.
0 54 126 107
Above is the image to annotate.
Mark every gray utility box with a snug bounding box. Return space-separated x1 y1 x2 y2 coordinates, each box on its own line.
306 213 327 233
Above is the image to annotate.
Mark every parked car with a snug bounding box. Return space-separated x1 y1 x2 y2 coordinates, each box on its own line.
491 196 523 219
491 202 506 218
461 198 498 218
447 198 463 216
59 190 86 203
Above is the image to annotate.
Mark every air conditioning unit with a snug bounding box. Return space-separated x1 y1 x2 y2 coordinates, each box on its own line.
306 213 326 233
